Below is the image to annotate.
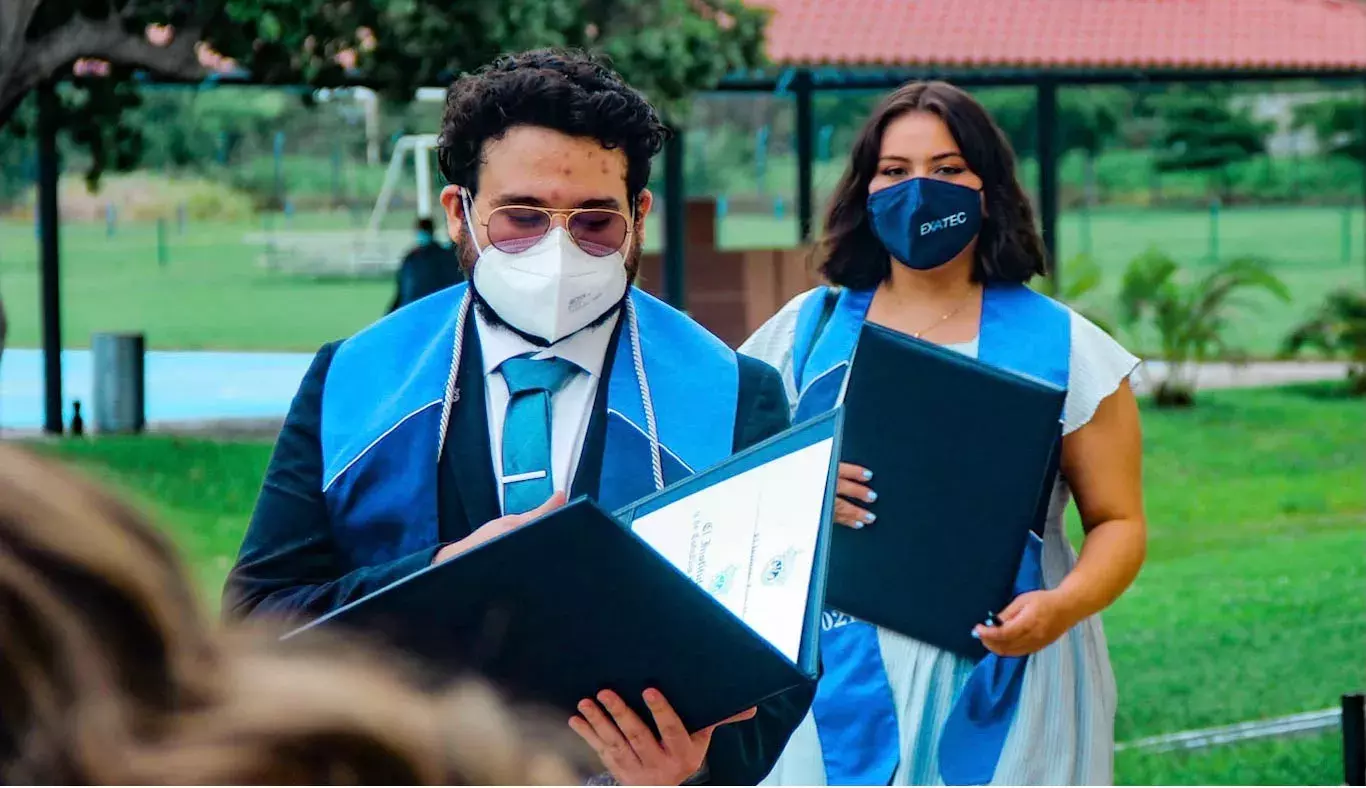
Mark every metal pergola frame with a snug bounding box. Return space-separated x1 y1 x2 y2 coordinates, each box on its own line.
656 64 1366 312
23 63 1366 434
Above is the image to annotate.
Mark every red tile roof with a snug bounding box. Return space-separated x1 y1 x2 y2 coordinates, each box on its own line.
754 0 1366 71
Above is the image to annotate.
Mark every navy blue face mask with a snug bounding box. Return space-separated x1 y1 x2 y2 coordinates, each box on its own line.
866 177 983 271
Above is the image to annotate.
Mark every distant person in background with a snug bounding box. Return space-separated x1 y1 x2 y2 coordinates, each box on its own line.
388 217 464 313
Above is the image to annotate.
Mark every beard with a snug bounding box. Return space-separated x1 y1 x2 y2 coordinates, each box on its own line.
456 230 642 348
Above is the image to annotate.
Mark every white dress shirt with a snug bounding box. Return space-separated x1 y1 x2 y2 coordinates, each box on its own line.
475 308 619 515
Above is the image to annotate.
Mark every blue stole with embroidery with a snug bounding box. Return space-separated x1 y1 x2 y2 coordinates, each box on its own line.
319 283 739 565
791 283 1070 786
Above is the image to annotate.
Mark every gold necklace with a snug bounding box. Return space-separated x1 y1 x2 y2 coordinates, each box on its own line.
911 291 975 339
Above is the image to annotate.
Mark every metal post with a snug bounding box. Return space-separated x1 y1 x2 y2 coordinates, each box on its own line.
156 218 168 266
1036 79 1059 293
415 143 433 219
818 125 835 161
37 81 63 435
1344 693 1365 786
1209 200 1221 261
755 125 770 193
1344 205 1353 265
1080 202 1092 258
795 69 815 244
663 127 687 311
331 143 344 207
273 130 286 208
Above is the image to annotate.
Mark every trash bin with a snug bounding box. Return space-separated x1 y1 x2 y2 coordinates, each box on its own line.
91 332 145 434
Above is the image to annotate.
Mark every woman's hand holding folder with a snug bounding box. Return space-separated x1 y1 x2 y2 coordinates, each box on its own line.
834 463 878 529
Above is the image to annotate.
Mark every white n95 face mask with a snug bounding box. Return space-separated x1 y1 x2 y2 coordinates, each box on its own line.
470 226 629 344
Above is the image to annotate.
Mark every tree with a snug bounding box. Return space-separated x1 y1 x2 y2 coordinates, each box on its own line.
975 87 1127 161
1282 289 1366 395
1153 88 1270 202
0 95 35 205
0 0 770 185
1291 94 1365 163
1117 249 1290 408
974 87 1127 204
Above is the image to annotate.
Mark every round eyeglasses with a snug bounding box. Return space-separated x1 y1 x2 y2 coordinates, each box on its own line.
473 204 632 258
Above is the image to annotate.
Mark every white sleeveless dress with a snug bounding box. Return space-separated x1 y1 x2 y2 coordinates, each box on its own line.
740 288 1142 786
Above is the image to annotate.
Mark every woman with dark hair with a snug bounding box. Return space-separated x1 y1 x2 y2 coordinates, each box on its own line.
741 82 1146 785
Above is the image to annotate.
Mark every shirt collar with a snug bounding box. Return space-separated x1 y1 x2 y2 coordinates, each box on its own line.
474 306 619 379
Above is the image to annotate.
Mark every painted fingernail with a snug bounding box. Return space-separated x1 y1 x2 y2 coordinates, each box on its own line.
971 630 981 640
863 512 877 524
850 521 864 529
866 491 878 503
862 469 874 481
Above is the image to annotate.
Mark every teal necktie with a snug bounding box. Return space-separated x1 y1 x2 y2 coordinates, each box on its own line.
499 355 579 515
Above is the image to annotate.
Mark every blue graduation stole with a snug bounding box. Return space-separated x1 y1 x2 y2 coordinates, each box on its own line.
318 283 739 565
791 283 1070 786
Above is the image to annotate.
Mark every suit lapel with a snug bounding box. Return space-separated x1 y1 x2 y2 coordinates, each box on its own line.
438 310 501 540
569 315 624 503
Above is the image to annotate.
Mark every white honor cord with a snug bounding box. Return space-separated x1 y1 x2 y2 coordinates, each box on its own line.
436 290 473 461
626 297 666 493
435 291 664 496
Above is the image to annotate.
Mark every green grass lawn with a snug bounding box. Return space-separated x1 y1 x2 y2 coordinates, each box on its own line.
0 204 1362 354
1116 731 1343 785
24 382 1366 783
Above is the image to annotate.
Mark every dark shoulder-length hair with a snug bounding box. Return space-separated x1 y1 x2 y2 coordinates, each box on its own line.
819 81 1048 289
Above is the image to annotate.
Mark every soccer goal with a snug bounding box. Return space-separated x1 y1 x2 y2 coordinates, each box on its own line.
249 133 442 277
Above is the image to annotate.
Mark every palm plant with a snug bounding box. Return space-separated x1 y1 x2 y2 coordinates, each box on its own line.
1048 254 1116 337
1118 249 1290 407
1282 289 1366 396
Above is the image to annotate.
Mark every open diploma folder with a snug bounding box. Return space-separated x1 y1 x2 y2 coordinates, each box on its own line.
286 409 843 732
833 323 1066 660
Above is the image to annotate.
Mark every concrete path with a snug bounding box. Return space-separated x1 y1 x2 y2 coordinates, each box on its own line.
0 348 311 437
0 350 1354 440
1131 360 1353 395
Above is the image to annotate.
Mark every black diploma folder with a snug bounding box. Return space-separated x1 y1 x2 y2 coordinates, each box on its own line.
286 409 843 732
832 322 1065 660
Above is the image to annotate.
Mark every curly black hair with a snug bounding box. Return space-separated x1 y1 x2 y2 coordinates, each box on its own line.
820 81 1048 289
437 48 669 203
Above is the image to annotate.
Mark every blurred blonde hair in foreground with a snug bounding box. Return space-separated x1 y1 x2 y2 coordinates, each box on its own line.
0 444 580 785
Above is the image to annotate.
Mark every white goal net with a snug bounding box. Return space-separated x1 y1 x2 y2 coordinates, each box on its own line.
247 133 442 277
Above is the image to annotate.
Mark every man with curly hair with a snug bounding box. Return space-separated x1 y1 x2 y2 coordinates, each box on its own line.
226 49 808 785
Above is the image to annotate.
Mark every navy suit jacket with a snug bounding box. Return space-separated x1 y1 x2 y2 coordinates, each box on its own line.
225 318 808 785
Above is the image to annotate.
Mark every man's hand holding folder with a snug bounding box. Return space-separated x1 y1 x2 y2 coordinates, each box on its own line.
572 689 756 785
433 490 761 786
433 492 569 565
287 411 843 786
